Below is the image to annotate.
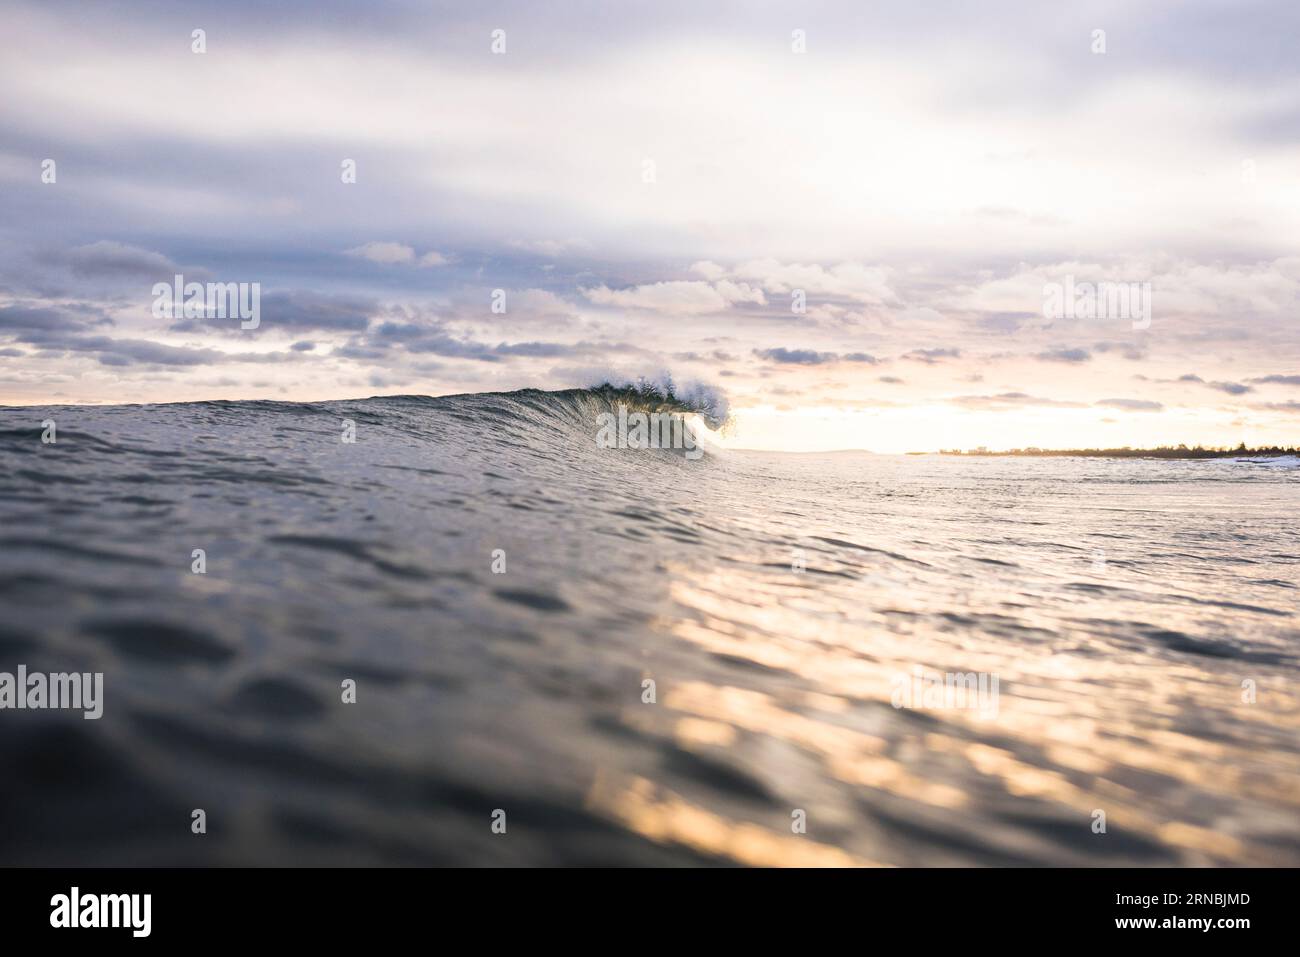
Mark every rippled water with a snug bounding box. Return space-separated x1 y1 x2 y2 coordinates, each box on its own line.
1 389 1298 866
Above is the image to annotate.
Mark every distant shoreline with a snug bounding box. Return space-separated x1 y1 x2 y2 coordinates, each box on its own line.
931 446 1300 459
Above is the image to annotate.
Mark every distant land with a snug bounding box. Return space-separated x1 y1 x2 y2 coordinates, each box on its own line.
931 444 1300 459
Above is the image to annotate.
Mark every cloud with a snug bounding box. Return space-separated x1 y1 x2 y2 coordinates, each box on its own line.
499 289 578 323
1095 398 1164 412
582 280 764 314
344 242 446 266
754 348 877 365
364 321 495 361
948 392 1086 410
725 260 895 305
1035 347 1091 363
1250 374 1300 386
1092 340 1147 361
975 312 1037 334
90 339 229 367
0 303 101 332
754 348 830 365
949 257 1300 348
1207 381 1252 395
904 347 961 364
6 323 297 366
1178 373 1252 394
348 313 595 363
171 290 374 335
493 340 581 358
344 242 416 264
65 241 180 279
508 238 592 257
260 291 374 331
689 261 726 281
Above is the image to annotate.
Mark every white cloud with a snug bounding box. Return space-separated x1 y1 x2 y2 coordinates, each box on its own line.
343 243 447 267
713 280 767 306
496 288 577 322
728 260 896 305
345 242 416 265
946 257 1300 334
582 280 765 314
508 238 592 257
690 260 726 280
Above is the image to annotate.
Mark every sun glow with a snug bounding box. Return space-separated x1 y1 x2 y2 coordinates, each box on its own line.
720 403 1277 455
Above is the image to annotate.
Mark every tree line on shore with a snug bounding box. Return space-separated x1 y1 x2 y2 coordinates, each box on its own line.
936 443 1300 458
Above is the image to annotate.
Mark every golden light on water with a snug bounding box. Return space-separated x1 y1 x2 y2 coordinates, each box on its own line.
584 771 882 868
577 545 1300 866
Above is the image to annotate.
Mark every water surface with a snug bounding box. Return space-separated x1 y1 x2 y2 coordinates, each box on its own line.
1 390 1297 865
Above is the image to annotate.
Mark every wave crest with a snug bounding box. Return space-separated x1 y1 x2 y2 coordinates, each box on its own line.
584 374 730 428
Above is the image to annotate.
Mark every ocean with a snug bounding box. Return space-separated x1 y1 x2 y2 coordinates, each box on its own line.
1 388 1297 866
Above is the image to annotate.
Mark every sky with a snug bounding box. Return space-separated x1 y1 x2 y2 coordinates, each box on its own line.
2 0 1299 452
